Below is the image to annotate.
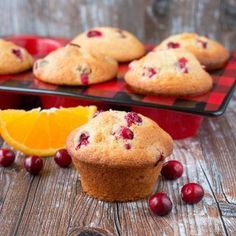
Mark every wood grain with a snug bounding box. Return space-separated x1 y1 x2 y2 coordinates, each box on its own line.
0 0 236 235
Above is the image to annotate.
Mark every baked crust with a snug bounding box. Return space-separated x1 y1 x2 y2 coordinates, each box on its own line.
67 110 173 167
33 44 118 85
124 49 213 96
0 39 33 74
71 27 145 62
155 33 230 70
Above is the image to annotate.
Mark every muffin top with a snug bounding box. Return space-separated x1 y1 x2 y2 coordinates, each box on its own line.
33 43 118 85
71 27 145 62
124 49 213 96
66 110 173 167
155 32 229 70
0 39 33 74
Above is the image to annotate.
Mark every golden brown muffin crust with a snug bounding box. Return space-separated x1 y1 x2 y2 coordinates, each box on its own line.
155 33 230 70
124 49 213 96
71 27 145 62
33 44 118 85
0 39 33 74
67 110 173 168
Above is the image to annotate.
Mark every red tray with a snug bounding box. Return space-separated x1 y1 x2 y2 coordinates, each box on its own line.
0 35 235 139
0 92 21 109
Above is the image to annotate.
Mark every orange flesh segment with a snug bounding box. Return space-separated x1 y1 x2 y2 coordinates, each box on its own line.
0 106 96 156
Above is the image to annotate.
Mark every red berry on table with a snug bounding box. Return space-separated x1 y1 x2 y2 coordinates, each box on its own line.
0 148 15 167
181 183 204 204
148 192 173 216
54 149 72 168
24 156 43 175
161 160 184 180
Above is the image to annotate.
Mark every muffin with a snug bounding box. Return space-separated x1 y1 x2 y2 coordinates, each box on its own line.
0 39 33 74
155 33 230 70
71 27 145 62
124 49 213 96
33 43 118 85
67 110 173 202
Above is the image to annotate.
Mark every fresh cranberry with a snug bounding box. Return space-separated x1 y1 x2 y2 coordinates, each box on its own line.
24 156 43 175
81 73 89 85
87 30 103 38
125 112 142 127
197 39 208 49
54 149 72 168
167 42 180 49
118 126 134 140
181 183 204 204
161 160 184 180
177 57 188 73
143 67 157 78
148 192 173 216
0 149 15 167
12 48 23 61
76 133 90 149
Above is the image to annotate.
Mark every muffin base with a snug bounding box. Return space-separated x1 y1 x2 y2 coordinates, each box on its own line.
74 160 163 202
127 84 212 97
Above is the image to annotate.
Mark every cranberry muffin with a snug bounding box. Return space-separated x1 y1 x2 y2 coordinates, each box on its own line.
71 27 145 62
0 39 33 74
67 110 173 202
33 43 118 85
124 49 213 96
155 33 230 70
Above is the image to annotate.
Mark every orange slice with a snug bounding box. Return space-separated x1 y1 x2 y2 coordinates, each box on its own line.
0 106 96 156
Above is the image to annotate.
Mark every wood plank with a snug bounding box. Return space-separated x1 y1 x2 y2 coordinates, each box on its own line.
11 159 78 236
0 0 146 39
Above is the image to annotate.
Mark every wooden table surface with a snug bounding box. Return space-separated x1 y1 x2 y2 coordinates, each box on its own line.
0 0 236 235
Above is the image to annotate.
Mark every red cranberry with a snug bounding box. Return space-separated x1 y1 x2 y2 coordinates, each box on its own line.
76 133 90 149
54 149 72 168
124 143 131 150
177 57 188 73
181 183 204 204
87 30 103 38
148 192 172 216
12 48 23 61
197 39 208 49
167 42 180 49
24 156 43 175
81 73 89 85
125 112 142 127
118 126 134 140
0 149 15 167
143 67 157 78
161 160 184 180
